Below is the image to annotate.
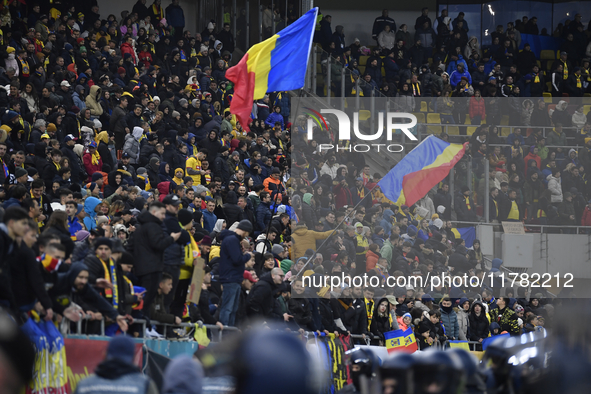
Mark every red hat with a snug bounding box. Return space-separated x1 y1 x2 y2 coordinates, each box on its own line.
118 67 126 75
243 270 257 283
76 37 84 44
200 235 212 246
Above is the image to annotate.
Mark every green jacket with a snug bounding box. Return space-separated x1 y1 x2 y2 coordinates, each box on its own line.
489 306 520 335
380 240 395 269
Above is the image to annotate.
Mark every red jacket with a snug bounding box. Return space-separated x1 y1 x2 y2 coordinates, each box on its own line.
120 43 137 64
469 97 486 120
365 250 379 272
138 50 153 67
582 206 591 226
333 182 353 210
524 152 541 170
83 152 103 182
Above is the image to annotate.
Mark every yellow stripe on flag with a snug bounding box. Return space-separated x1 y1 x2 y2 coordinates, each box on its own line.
246 34 279 99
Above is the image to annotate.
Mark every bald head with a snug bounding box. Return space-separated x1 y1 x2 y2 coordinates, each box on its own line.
271 267 285 284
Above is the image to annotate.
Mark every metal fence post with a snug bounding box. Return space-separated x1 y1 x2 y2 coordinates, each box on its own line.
370 89 375 136
450 165 455 211
326 56 331 104
312 47 317 95
245 0 250 49
341 67 346 111
355 78 360 112
484 158 490 223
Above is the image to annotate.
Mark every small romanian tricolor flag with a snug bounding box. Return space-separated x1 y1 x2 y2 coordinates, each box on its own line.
384 328 418 354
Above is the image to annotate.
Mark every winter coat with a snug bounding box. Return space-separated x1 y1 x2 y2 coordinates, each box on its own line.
468 301 490 341
456 307 469 341
440 306 460 340
127 211 175 276
489 306 520 335
123 127 143 164
85 85 103 116
547 174 563 203
217 230 252 284
291 227 333 260
246 272 280 319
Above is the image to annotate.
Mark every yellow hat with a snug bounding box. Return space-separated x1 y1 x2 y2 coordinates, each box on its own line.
40 133 50 140
6 46 14 54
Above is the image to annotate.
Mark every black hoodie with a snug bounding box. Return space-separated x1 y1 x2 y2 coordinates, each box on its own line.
128 211 175 276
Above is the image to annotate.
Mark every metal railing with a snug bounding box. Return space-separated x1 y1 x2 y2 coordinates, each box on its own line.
450 220 590 235
74 317 238 341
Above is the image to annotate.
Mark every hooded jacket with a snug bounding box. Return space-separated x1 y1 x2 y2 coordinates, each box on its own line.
217 229 252 284
246 272 280 318
547 174 563 203
162 355 203 394
85 85 103 116
83 197 101 231
468 300 489 341
129 211 175 276
123 126 143 164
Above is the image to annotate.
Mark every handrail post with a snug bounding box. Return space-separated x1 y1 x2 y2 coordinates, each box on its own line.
326 56 331 105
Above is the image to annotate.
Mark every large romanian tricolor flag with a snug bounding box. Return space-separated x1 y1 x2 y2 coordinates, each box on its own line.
226 8 318 130
378 135 468 207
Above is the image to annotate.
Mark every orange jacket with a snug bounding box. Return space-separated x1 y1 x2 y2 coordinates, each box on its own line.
365 249 379 272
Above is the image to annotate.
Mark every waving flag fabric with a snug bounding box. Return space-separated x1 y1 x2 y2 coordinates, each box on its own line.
226 8 318 130
451 227 476 247
378 135 468 207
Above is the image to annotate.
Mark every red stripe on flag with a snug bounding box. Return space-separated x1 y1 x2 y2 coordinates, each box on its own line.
225 53 255 131
400 143 468 206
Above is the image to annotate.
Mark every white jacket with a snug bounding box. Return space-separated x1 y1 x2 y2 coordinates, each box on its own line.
547 174 563 203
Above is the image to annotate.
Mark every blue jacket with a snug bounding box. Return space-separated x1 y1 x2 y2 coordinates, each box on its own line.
256 201 272 232
440 307 460 340
68 216 83 238
446 56 468 76
2 198 21 209
202 209 217 232
165 4 185 28
265 112 284 129
83 197 101 231
449 69 472 88
218 230 251 284
379 209 395 236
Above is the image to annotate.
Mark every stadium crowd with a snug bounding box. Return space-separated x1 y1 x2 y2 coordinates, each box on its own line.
0 1 573 383
315 8 591 99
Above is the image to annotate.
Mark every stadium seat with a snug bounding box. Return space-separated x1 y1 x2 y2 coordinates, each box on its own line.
540 50 555 60
413 113 426 123
584 105 591 114
543 92 552 103
358 110 371 121
556 50 561 59
420 101 428 112
427 113 441 124
447 126 460 135
501 127 511 135
358 65 365 74
359 56 369 66
467 126 478 136
500 115 509 125
427 125 442 134
464 114 471 124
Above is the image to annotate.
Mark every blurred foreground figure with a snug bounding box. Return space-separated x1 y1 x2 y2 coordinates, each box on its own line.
74 335 158 394
338 348 379 394
0 312 35 394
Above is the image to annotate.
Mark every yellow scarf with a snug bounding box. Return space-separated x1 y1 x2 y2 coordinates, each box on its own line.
91 150 101 165
412 82 421 96
152 3 164 20
464 195 471 210
562 60 568 79
534 73 540 83
576 75 582 88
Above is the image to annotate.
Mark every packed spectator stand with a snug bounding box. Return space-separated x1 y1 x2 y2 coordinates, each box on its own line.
0 1 586 393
